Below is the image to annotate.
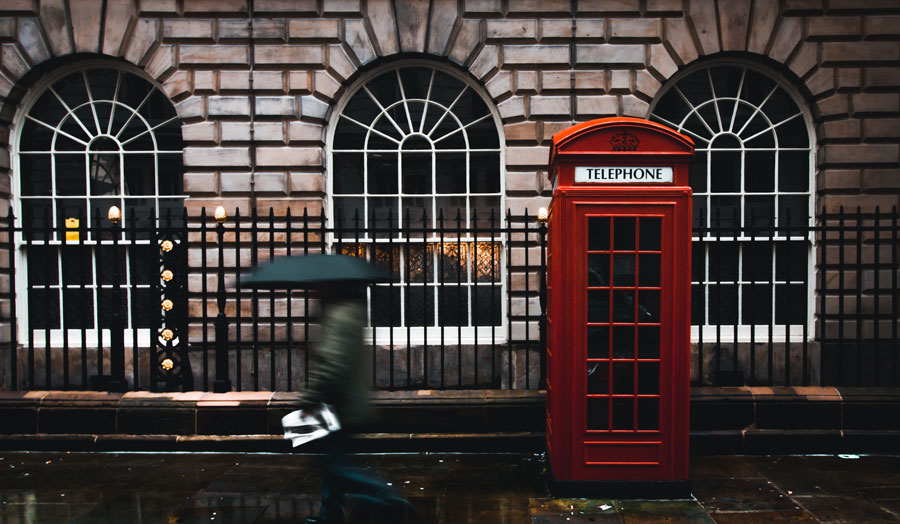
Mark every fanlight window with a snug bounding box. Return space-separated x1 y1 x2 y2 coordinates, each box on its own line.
330 65 503 332
650 64 813 336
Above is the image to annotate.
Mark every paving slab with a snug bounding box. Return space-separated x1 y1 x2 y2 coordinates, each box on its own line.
0 453 898 523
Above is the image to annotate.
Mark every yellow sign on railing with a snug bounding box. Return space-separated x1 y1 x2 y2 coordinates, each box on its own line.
65 218 79 242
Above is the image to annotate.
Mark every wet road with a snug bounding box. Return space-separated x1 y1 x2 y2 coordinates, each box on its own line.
0 452 898 523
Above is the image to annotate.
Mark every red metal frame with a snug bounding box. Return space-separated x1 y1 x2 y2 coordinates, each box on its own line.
546 118 694 487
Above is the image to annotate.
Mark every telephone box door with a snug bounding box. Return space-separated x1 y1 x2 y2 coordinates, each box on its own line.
572 200 687 482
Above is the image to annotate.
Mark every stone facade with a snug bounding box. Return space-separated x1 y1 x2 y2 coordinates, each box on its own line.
0 0 898 389
0 0 896 214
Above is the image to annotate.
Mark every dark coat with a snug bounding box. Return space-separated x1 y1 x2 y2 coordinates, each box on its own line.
300 298 373 429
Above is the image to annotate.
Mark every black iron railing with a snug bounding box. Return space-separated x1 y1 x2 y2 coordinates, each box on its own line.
0 206 897 391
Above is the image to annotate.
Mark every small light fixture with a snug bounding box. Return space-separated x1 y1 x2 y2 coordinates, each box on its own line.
537 207 549 224
161 358 174 371
161 328 174 341
107 205 121 224
161 240 174 252
214 205 227 224
161 269 174 282
161 299 174 311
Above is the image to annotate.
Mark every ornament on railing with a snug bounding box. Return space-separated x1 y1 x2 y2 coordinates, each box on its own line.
161 358 174 371
161 328 174 341
161 299 174 311
161 269 174 282
161 239 174 252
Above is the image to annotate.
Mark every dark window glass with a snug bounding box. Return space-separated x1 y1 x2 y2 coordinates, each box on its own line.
612 398 634 430
587 362 610 394
587 398 609 430
613 217 636 251
612 325 634 359
637 398 659 430
588 217 610 251
587 326 609 358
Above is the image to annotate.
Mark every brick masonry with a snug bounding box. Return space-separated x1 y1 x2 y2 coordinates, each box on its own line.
0 1 897 385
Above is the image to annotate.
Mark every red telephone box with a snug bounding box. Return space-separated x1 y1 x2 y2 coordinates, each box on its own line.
545 117 694 496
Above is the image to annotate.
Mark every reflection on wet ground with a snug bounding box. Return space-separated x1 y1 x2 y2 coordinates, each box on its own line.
0 452 898 523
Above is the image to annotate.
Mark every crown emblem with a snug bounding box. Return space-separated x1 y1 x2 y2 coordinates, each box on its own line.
610 131 639 151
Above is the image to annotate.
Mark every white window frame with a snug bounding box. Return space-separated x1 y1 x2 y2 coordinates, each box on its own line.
326 61 507 344
649 59 816 343
11 61 186 347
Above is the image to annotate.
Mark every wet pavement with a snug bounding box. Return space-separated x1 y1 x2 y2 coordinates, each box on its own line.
0 452 898 523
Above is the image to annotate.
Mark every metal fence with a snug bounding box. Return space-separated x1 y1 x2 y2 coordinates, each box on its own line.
0 205 897 391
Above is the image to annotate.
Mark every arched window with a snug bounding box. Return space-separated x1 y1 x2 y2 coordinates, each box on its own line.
15 64 185 339
650 62 813 337
329 63 503 333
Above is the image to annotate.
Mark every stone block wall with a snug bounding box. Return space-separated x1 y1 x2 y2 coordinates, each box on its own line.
0 0 897 388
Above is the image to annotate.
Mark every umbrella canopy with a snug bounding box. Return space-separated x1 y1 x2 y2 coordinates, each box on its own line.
240 253 394 288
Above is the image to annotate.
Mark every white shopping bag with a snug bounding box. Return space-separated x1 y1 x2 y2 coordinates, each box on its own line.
281 403 341 447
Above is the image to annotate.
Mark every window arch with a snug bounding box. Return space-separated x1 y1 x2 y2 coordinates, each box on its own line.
650 61 814 336
14 63 185 338
328 62 504 333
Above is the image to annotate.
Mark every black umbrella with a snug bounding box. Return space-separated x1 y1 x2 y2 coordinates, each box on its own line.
240 253 394 288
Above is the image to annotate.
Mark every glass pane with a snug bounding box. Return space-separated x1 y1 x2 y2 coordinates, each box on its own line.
710 66 742 99
587 362 609 394
130 288 155 329
639 217 661 251
778 151 809 192
61 246 91 286
587 398 609 430
637 326 659 359
429 71 466 109
708 284 737 325
690 151 707 192
97 288 127 328
367 153 398 194
698 103 720 134
96 246 127 285
613 217 636 251
745 196 775 228
637 398 659 430
371 286 401 327
775 241 807 281
587 326 609 358
404 243 433 284
400 67 431 100
731 101 756 133
405 287 435 327
435 152 466 193
639 254 660 287
58 198 87 234
588 217 610 251
333 197 364 231
762 88 797 124
742 70 776 106
588 289 609 323
745 151 775 192
638 362 659 394
612 254 635 286
708 243 739 282
710 150 741 193
369 196 398 236
20 119 53 151
653 91 691 128
123 154 155 195
129 245 158 286
710 196 740 228
775 283 807 325
27 90 67 129
474 242 501 283
370 116 401 148
333 116 366 150
63 288 94 329
691 244 704 282
741 284 772 325
438 242 468 282
678 70 713 107
342 90 380 128
588 254 608 287
155 120 183 152
742 242 773 282
691 283 705 325
776 115 809 148
27 246 59 286
612 398 634 430
612 325 634 359
473 286 502 326
466 117 500 149
55 154 87 195
435 196 465 227
637 289 659 323
89 153 121 196
157 154 184 196
20 155 52 196
372 244 400 279
745 129 775 149
469 152 500 193
438 286 468 326
612 289 634 323
333 153 364 194
778 196 808 227
470 196 500 223
22 199 52 240
28 288 60 329
693 196 707 229
401 197 430 229
405 102 426 133
431 117 466 149
117 71 152 113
